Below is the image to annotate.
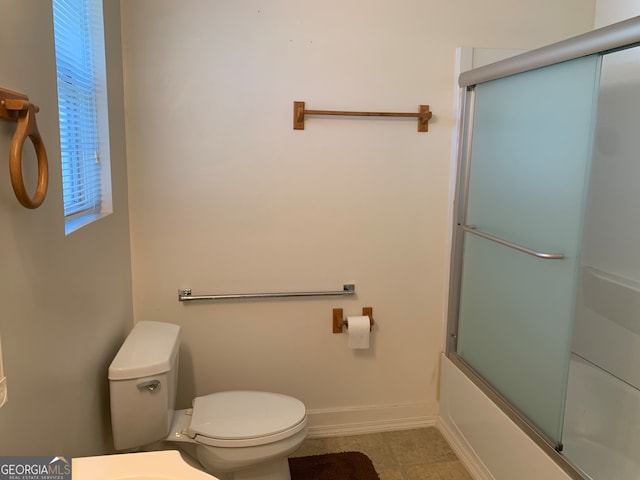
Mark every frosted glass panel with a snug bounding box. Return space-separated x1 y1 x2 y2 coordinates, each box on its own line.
457 55 601 444
563 45 640 480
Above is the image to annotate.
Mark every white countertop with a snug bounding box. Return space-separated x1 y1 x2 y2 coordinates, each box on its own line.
72 450 218 480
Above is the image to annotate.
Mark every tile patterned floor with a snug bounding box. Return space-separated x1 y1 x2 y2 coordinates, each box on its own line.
289 427 473 480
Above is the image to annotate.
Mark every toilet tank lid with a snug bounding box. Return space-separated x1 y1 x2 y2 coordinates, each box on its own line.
109 321 181 380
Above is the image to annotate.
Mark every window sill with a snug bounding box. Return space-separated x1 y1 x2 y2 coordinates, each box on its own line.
65 211 111 235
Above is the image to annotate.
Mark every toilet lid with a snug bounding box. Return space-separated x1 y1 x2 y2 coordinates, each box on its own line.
188 391 306 445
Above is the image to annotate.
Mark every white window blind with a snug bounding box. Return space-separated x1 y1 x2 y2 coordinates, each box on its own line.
52 0 110 226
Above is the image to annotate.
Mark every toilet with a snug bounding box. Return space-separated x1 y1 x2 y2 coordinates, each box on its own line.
108 321 308 480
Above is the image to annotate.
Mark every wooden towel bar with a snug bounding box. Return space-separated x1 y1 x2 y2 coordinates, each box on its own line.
294 101 432 132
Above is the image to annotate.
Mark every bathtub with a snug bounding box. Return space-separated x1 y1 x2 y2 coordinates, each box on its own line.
562 354 640 480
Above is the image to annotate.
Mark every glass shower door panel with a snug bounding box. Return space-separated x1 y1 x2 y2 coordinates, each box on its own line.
457 55 602 444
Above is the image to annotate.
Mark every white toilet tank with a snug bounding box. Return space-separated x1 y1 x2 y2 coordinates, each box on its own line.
108 321 181 451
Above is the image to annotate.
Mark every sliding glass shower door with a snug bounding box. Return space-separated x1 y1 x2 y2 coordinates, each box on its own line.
453 55 602 446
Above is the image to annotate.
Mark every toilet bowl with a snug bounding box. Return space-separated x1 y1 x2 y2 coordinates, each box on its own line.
108 321 307 480
172 391 307 480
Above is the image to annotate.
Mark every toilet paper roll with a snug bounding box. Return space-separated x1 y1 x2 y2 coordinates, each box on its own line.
347 316 371 349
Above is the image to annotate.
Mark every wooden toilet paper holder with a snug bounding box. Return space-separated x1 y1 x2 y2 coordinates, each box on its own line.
333 307 374 333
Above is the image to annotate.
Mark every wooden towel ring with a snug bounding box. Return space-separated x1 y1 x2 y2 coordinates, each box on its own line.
1 88 49 209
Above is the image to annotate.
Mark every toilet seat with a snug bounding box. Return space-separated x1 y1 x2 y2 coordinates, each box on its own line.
188 391 307 448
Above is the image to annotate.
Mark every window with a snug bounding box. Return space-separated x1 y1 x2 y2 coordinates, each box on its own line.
52 0 112 234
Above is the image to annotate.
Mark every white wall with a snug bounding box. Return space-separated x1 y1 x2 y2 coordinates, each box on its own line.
121 0 595 433
595 0 640 26
0 0 133 455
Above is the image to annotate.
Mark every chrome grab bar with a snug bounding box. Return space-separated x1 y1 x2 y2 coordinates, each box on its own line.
461 226 564 260
178 284 355 302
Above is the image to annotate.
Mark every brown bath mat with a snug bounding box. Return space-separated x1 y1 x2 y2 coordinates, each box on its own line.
289 451 380 480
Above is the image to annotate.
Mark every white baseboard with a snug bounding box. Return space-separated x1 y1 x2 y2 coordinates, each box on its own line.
436 416 494 480
306 402 438 438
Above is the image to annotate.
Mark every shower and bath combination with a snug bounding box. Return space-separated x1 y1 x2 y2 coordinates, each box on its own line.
446 16 640 480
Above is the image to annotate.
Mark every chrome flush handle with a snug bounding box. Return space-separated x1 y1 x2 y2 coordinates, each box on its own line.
137 380 160 392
